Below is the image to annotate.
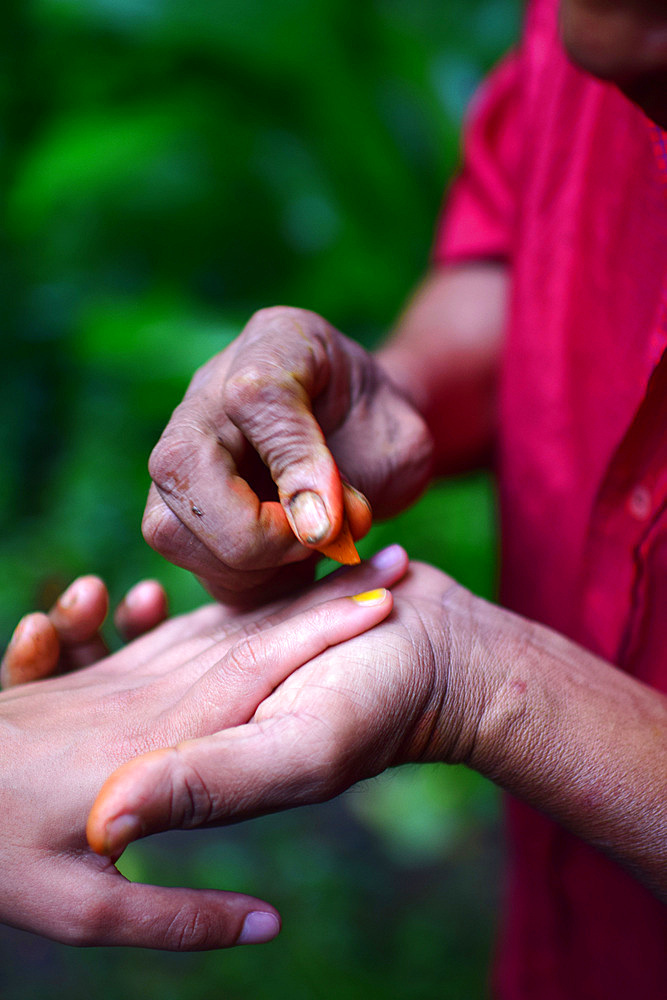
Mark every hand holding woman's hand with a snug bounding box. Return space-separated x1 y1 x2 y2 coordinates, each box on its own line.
88 556 667 904
88 561 491 851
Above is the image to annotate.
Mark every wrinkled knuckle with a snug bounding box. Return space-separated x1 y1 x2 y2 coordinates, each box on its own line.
245 304 332 359
164 905 217 951
247 304 299 329
225 634 262 677
141 502 180 558
147 441 167 487
266 435 324 485
148 430 196 494
175 753 215 828
223 366 274 423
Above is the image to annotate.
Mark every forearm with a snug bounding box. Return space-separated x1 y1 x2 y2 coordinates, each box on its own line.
462 601 667 898
376 262 508 477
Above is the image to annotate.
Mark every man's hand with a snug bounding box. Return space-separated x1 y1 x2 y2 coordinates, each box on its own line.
143 306 433 604
89 559 667 901
0 548 406 949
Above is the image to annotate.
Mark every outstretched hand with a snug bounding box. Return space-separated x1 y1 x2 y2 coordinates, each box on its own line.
88 561 486 856
1 576 168 688
143 306 433 604
0 548 407 950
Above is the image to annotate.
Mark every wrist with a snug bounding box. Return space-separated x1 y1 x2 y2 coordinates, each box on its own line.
458 606 667 894
374 345 431 416
404 584 504 768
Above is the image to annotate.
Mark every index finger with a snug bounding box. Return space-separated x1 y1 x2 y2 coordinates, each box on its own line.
146 409 309 573
222 307 356 547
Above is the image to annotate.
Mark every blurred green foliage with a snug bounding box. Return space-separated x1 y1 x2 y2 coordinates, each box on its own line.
0 0 519 996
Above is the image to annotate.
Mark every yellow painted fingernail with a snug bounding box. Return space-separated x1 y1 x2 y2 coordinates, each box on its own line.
351 588 387 606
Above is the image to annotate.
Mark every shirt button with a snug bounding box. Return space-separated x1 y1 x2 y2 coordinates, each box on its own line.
627 485 652 520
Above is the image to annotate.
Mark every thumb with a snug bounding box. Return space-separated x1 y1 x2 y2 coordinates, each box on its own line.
87 714 345 859
54 864 281 949
88 589 393 855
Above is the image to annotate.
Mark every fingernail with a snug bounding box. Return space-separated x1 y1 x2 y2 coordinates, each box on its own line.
237 911 281 945
351 588 387 606
122 579 156 610
342 481 372 512
103 814 142 854
58 579 81 610
9 615 30 646
8 613 46 650
370 544 405 570
289 490 330 545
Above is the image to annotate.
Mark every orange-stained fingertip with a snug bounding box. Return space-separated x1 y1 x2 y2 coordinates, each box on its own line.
86 761 136 855
1 612 60 687
87 800 141 857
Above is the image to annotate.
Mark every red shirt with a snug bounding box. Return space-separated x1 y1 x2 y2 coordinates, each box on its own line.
435 0 667 996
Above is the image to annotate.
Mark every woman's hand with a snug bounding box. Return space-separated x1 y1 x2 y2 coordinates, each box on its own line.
143 306 433 605
0 547 407 949
1 576 168 688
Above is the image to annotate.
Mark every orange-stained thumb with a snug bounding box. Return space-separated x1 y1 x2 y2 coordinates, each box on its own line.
86 751 164 856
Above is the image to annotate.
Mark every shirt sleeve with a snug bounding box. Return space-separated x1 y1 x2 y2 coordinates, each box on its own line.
433 49 525 265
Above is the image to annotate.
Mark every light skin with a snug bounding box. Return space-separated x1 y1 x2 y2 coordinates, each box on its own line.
86 560 667 902
0 576 168 688
8 551 665 917
0 552 405 948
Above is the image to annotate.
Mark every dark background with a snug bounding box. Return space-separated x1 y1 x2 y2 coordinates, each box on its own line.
1 0 519 996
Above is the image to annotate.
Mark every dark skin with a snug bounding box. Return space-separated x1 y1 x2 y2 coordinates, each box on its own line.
559 0 667 127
